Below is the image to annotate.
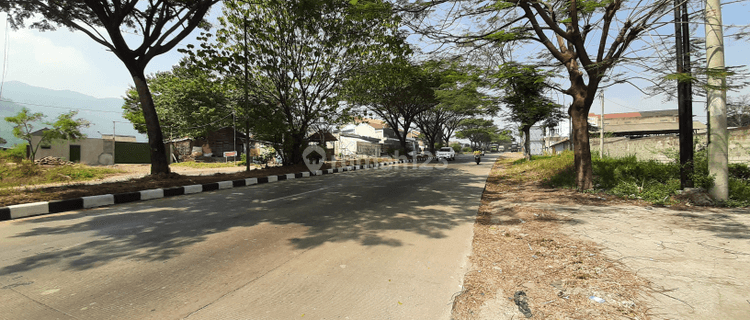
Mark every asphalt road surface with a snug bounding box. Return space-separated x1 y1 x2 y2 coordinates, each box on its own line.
0 154 497 320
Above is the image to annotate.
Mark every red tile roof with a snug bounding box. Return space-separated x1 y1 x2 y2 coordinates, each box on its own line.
589 112 642 119
355 117 388 129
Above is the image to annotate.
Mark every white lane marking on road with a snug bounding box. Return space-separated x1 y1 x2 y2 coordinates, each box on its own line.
263 187 328 203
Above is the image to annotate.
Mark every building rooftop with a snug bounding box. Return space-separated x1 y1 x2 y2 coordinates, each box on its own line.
589 109 681 119
600 121 706 136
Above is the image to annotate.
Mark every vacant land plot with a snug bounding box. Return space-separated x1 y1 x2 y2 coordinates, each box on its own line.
453 154 750 319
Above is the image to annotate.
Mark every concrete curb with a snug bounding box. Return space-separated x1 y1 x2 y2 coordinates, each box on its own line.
0 158 436 221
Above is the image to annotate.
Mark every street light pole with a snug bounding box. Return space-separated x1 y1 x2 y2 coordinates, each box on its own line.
705 0 728 200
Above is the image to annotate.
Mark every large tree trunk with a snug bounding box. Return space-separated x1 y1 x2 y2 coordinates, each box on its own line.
245 120 251 172
570 99 593 190
522 125 531 160
428 136 437 155
288 132 306 165
130 69 170 175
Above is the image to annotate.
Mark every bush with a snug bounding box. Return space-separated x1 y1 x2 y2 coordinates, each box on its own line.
689 148 714 190
729 163 750 180
530 148 747 207
450 143 462 153
0 143 28 162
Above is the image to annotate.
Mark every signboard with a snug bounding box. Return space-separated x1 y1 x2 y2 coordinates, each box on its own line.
223 151 238 157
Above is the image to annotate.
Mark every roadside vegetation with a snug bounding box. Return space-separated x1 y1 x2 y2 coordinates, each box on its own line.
170 161 246 169
510 151 750 207
0 145 123 189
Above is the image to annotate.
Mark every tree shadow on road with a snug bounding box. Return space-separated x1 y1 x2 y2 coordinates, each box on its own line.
2 164 487 274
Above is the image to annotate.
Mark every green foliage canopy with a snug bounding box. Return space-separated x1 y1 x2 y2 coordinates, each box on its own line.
4 108 90 161
122 59 230 139
188 0 406 164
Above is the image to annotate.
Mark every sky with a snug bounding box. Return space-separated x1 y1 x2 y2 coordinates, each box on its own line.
0 3 749 138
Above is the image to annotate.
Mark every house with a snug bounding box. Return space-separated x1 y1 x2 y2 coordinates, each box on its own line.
548 138 572 154
30 129 150 165
523 126 545 156
588 109 707 137
354 118 422 155
166 127 271 162
332 132 382 159
307 131 337 159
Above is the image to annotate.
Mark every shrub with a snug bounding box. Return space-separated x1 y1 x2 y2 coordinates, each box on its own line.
0 143 28 162
462 147 473 153
729 163 750 180
450 143 462 153
690 148 714 190
528 148 747 207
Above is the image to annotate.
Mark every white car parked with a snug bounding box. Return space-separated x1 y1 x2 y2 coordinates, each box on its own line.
436 147 456 161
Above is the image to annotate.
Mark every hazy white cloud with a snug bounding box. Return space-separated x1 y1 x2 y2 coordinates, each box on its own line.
12 29 91 71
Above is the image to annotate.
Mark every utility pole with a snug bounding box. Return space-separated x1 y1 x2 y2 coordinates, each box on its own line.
599 90 604 159
705 0 728 200
675 0 694 188
113 121 116 165
243 16 251 172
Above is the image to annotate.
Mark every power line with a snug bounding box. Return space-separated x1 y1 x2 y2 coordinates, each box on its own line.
0 16 9 100
603 98 643 112
1 98 235 131
0 98 124 114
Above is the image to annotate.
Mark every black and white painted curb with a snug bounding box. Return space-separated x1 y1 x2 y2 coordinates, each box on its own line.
0 158 437 221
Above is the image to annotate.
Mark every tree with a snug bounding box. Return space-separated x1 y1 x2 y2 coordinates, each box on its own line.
415 60 499 155
3 0 220 174
455 118 499 150
122 59 230 139
500 63 565 160
399 0 675 189
4 108 90 161
727 95 750 128
190 0 405 165
345 59 437 155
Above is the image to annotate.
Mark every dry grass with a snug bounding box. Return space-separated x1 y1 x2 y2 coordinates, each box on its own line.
0 157 412 207
452 155 652 319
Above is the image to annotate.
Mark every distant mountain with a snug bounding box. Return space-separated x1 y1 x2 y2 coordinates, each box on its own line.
0 81 147 146
0 99 25 146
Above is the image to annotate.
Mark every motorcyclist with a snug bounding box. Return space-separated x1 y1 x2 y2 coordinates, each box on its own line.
473 150 481 164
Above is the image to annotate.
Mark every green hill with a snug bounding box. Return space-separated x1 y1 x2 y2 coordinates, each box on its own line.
0 81 146 146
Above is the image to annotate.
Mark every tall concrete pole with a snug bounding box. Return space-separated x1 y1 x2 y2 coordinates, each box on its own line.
705 0 728 200
599 90 604 159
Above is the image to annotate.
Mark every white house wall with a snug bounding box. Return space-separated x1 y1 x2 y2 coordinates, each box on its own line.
354 123 378 140
31 136 114 165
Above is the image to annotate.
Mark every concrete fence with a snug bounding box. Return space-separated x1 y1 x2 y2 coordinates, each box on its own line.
588 126 750 164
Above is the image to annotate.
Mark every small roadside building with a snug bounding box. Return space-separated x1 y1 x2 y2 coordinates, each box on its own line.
166 127 267 162
30 129 150 165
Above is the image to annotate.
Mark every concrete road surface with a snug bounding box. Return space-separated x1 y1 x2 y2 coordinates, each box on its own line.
0 154 497 320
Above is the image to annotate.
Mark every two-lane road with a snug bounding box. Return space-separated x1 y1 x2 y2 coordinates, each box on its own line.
0 154 497 320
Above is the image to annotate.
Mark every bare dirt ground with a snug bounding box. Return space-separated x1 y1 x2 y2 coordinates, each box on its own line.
0 160 378 207
452 154 750 319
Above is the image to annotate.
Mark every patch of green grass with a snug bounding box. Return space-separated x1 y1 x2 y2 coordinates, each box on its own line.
0 162 123 188
170 161 239 169
0 144 28 163
518 149 750 207
505 151 575 184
